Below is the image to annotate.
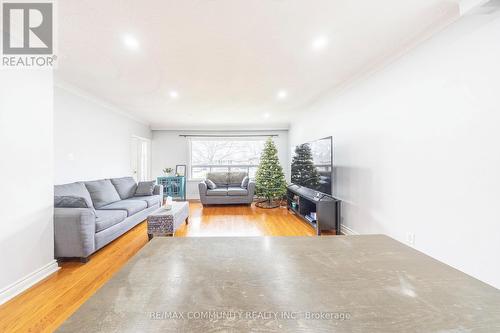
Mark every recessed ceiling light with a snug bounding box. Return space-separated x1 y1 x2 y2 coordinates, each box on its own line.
263 113 271 118
277 90 288 100
169 90 179 99
122 34 139 50
312 35 328 51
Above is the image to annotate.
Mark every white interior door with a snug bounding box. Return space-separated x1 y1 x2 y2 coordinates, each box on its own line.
131 136 151 181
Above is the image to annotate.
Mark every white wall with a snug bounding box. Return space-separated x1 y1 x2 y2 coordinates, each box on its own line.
54 84 152 184
0 69 57 304
152 130 289 199
290 9 500 288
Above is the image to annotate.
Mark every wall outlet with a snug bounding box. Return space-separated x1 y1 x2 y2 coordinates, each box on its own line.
406 233 415 246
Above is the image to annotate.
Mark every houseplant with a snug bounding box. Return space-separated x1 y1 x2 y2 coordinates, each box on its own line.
163 167 174 176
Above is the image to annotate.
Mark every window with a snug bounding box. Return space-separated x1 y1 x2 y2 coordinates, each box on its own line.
189 138 266 180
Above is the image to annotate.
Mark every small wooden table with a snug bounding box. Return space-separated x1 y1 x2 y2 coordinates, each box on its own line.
147 201 189 240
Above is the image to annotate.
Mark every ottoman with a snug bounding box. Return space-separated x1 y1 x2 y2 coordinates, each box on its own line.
147 201 189 239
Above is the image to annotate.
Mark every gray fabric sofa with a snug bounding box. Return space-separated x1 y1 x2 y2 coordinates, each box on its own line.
54 177 163 262
198 172 255 205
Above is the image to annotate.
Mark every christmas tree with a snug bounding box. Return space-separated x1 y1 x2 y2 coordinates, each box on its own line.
291 143 320 188
255 137 287 208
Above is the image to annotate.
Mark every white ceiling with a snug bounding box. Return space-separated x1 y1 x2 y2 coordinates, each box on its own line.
55 0 464 130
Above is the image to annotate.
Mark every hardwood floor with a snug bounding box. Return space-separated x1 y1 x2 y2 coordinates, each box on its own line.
175 202 318 237
0 202 332 332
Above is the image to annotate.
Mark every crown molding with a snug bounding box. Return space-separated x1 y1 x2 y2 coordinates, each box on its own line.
54 79 151 127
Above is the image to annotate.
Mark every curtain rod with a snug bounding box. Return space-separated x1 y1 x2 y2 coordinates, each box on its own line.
179 134 278 138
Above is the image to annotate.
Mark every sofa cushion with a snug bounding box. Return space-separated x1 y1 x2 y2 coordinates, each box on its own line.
95 210 127 232
135 181 156 196
132 195 161 208
206 172 229 186
206 188 228 196
228 172 247 187
110 177 137 199
205 179 217 190
54 182 94 208
99 199 147 216
241 176 250 189
228 187 249 196
85 179 122 208
54 196 90 208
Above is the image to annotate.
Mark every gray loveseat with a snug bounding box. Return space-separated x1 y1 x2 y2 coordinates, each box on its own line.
198 172 255 205
54 177 163 262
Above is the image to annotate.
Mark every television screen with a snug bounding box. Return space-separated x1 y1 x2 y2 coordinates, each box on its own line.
291 136 333 195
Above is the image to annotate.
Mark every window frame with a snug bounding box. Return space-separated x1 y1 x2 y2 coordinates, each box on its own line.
188 137 266 181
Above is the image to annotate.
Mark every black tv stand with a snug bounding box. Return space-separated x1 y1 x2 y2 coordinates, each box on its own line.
286 184 341 235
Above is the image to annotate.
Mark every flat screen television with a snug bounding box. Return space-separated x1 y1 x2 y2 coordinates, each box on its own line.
291 136 333 195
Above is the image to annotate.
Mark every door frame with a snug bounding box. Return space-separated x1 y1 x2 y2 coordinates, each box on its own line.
131 135 152 182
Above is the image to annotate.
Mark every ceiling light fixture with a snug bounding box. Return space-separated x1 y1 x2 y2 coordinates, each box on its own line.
277 90 288 100
263 113 271 119
169 90 179 99
312 35 328 51
122 34 139 50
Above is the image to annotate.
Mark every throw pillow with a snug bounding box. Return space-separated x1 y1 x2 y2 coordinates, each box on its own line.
135 181 156 196
54 182 94 209
241 176 249 188
54 196 89 208
205 179 217 190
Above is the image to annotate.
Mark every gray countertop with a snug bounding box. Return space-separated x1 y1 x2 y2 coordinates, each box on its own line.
58 235 500 332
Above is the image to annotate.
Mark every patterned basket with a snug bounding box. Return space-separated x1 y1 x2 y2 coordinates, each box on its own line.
147 214 174 235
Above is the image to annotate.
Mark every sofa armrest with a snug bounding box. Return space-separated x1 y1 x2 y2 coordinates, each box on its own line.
198 181 208 203
247 181 256 197
54 208 96 258
154 184 164 198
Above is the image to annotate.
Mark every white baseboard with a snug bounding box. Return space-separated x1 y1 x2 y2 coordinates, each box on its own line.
0 260 60 305
341 224 359 235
